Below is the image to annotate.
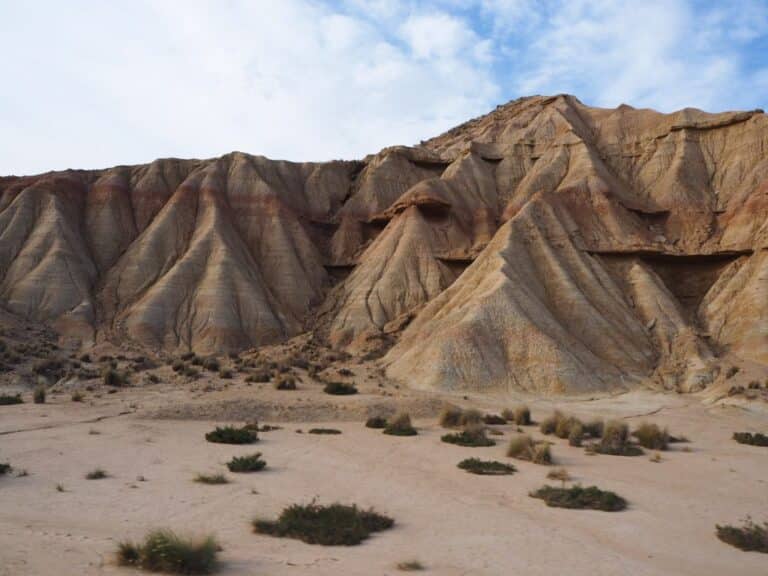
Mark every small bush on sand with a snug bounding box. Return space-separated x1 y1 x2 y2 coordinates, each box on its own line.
539 411 564 435
506 435 553 464
33 386 47 404
512 405 532 425
226 453 266 473
0 463 12 475
71 391 85 402
555 416 583 440
733 432 768 447
460 409 483 427
582 419 604 438
482 414 507 425
218 369 233 380
86 468 108 480
594 420 643 456
308 428 342 435
0 393 23 405
439 406 464 428
275 376 296 390
397 560 425 571
458 458 516 475
568 421 584 447
716 518 768 553
547 467 572 487
383 413 417 436
365 416 387 429
117 529 219 574
202 358 220 372
632 422 669 450
194 473 229 485
205 426 258 445
530 485 627 511
323 381 357 395
245 370 270 383
441 425 495 447
253 502 393 546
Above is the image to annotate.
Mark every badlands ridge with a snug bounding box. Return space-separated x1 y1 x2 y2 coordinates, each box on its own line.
1 94 766 394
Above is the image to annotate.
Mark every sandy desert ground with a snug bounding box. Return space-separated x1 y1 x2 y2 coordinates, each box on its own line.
1 376 766 576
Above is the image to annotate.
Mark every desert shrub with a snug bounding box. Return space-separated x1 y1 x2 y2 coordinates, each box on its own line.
194 473 229 485
253 502 393 546
308 428 342 435
482 414 507 425
632 422 669 450
582 419 604 438
507 435 553 464
733 432 768 447
275 376 296 390
33 358 66 381
458 458 516 475
205 426 258 445
180 352 196 361
568 421 584 447
441 425 494 447
145 373 161 384
226 453 266 473
383 413 417 436
117 529 219 574
202 357 220 372
556 416 583 439
513 405 532 425
86 468 108 480
439 406 464 428
547 467 573 486
716 518 768 553
459 409 483 427
80 353 92 363
0 393 23 405
594 420 643 456
323 381 357 395
539 411 564 435
0 463 12 475
103 368 128 387
33 386 47 404
71 391 85 402
397 560 425 571
531 485 626 511
365 416 388 429
183 366 200 379
725 366 740 379
172 360 185 373
218 369 233 380
245 370 270 383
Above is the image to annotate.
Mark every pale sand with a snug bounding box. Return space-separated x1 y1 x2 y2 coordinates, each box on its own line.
0 388 766 576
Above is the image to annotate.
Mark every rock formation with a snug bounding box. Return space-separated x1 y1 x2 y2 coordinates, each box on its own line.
1 95 766 393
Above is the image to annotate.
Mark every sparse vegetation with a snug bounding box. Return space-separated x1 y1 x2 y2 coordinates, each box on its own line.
568 421 583 446
275 375 296 390
733 432 768 447
582 419 604 438
308 428 342 435
530 485 627 511
202 357 220 372
716 518 768 553
205 426 258 445
218 369 233 380
365 415 388 429
0 463 12 475
506 434 552 464
71 391 84 402
482 414 507 425
245 370 270 383
547 467 573 487
103 367 128 387
539 410 564 435
117 529 219 574
86 468 108 480
383 412 417 436
441 425 495 447
253 502 393 546
226 453 266 473
593 420 643 456
458 458 516 475
0 393 23 405
194 473 229 485
510 405 532 425
397 560 425 571
632 422 669 450
33 385 46 404
439 406 464 428
323 381 357 395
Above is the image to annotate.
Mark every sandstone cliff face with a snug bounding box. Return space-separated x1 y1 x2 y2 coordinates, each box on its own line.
1 95 766 392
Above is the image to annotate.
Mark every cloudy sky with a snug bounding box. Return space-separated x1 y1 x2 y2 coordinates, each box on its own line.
1 0 766 175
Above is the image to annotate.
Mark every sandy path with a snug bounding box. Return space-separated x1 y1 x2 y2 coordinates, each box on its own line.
0 392 766 575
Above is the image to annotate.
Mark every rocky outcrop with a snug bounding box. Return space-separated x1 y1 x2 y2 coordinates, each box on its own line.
1 95 767 393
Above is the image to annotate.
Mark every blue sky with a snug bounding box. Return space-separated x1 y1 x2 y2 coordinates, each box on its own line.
0 0 766 175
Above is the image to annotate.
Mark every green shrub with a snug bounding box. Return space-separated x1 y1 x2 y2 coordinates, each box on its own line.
323 381 357 395
308 428 342 435
86 468 108 480
205 426 258 445
458 458 516 475
632 422 669 450
441 425 495 447
733 432 768 447
226 453 266 473
117 529 219 574
716 518 768 553
530 485 627 511
365 416 387 429
383 413 417 436
253 502 393 546
33 386 47 404
439 406 464 428
0 393 23 405
194 473 229 485
594 420 643 456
